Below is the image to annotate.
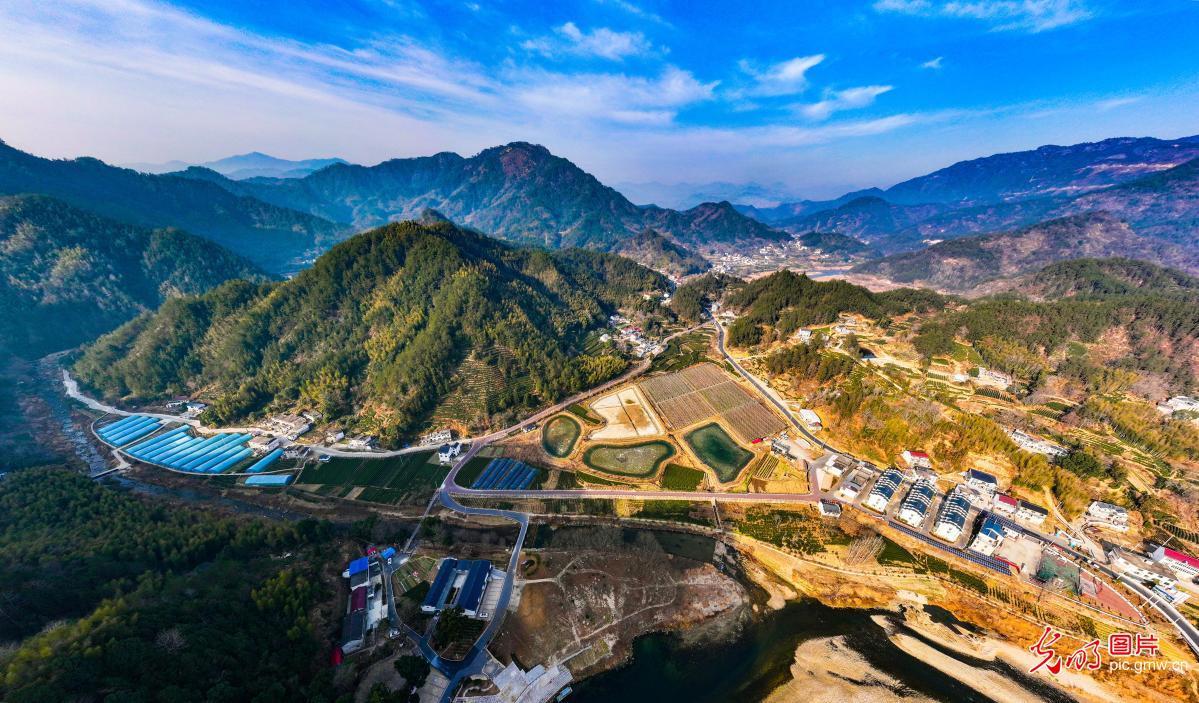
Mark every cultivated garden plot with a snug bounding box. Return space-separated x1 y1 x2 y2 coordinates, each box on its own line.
588 387 663 440
638 362 786 443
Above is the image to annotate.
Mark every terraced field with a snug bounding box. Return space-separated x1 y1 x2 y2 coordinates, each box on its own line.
541 415 582 457
582 441 675 477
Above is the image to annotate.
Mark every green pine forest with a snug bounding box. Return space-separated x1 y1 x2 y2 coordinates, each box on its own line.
73 220 665 445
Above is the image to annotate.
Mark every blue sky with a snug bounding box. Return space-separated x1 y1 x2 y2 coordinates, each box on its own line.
0 0 1197 197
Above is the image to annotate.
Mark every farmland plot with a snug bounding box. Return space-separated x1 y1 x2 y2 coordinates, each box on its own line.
639 363 785 442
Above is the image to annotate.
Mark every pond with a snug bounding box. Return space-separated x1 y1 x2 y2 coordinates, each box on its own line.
684 423 751 482
541 415 581 458
582 441 675 477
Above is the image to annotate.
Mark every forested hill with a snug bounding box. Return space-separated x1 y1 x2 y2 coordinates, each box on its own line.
0 195 266 358
0 468 338 702
724 269 946 347
74 220 665 444
0 139 346 274
180 142 790 253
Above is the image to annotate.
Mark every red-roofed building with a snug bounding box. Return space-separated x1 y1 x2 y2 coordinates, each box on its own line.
993 494 1018 516
901 449 932 470
1152 546 1199 579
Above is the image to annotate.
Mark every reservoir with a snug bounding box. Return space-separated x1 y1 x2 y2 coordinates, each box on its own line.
569 598 1076 703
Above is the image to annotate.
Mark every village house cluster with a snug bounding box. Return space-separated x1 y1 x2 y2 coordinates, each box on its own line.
606 314 663 358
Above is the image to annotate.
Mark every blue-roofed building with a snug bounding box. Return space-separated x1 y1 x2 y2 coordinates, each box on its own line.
964 468 998 493
897 478 936 528
932 487 973 542
863 469 903 513
420 557 494 619
969 514 1008 556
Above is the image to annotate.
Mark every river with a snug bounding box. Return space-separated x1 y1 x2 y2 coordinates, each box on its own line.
569 598 1076 703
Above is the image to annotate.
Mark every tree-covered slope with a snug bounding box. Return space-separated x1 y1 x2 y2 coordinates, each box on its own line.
613 229 708 277
74 220 665 443
912 258 1199 391
0 467 337 702
724 269 946 346
0 139 346 274
0 195 266 357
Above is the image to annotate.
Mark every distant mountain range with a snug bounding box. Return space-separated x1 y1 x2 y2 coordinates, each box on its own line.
0 195 264 357
0 139 794 276
0 139 345 274
615 180 802 210
852 212 1199 294
126 152 348 180
173 142 789 254
736 134 1199 275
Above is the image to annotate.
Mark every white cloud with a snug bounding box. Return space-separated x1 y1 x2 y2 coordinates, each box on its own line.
511 66 716 125
593 0 671 26
795 85 893 120
522 22 654 61
921 56 944 69
738 54 826 97
875 0 1093 32
1095 96 1141 111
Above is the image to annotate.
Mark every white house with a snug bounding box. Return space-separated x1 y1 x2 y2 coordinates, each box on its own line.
794 329 813 343
1109 548 1177 587
901 450 932 470
348 435 376 450
969 515 1007 556
835 468 871 502
325 429 345 444
1086 500 1129 531
964 468 998 493
863 469 904 513
1151 546 1199 580
897 479 936 528
438 441 462 465
932 488 972 542
992 493 1018 516
1007 429 1068 458
1015 500 1048 526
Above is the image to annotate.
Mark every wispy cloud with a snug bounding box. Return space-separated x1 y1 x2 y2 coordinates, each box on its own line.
510 67 716 125
593 0 671 27
737 54 826 97
921 56 944 69
795 85 893 120
521 22 654 61
1095 96 1141 111
874 0 1093 32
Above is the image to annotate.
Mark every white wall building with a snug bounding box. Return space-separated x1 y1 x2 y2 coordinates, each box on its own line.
1086 500 1129 531
1151 546 1199 580
1015 500 1048 526
897 479 936 528
932 488 972 542
864 469 904 513
901 450 932 470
